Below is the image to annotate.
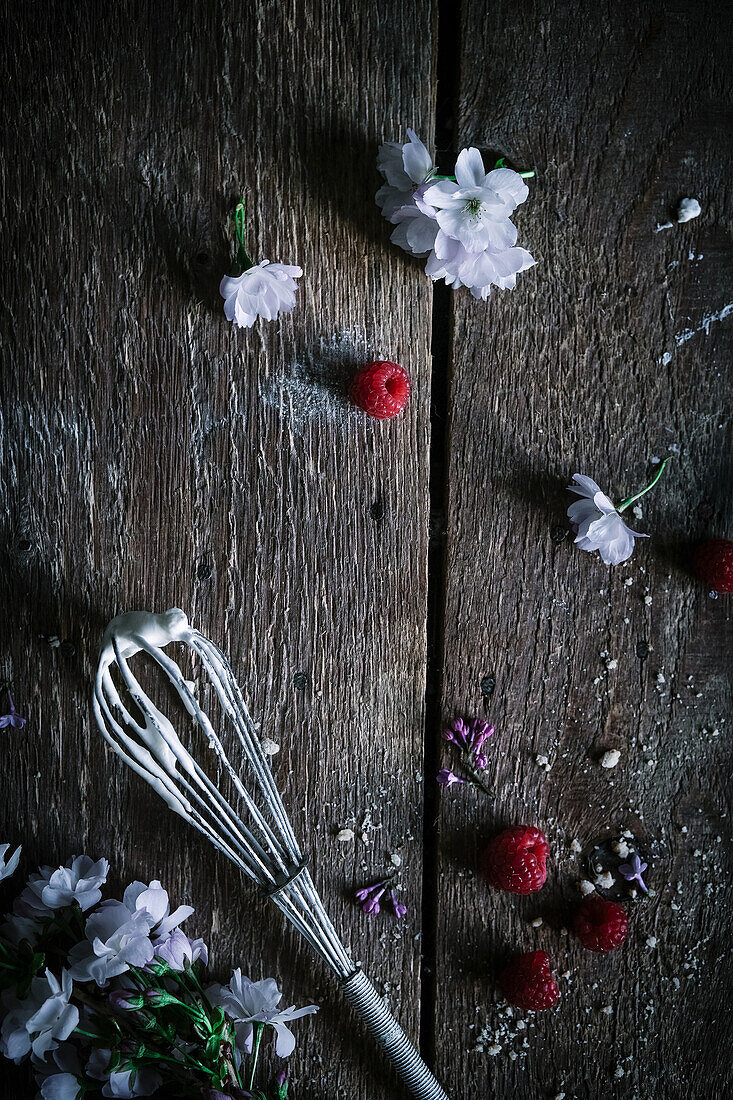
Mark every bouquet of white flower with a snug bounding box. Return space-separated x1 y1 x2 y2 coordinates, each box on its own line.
376 128 536 299
0 845 316 1099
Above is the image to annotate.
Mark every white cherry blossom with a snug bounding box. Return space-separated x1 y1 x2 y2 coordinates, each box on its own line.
375 128 434 220
220 261 302 328
422 148 526 253
567 475 648 565
426 233 535 297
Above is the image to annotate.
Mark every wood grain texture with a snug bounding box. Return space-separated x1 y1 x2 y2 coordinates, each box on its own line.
434 2 732 1098
0 1 436 1096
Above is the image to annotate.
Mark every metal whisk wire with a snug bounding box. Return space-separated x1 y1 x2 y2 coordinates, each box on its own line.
92 609 449 1100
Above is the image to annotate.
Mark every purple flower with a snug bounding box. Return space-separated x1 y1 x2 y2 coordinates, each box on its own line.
443 718 470 747
389 889 407 919
0 694 26 730
618 853 648 893
471 721 495 750
362 887 386 915
436 769 464 788
354 882 382 902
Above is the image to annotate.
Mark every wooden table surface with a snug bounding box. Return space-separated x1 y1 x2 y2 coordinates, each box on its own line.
1 1 731 1097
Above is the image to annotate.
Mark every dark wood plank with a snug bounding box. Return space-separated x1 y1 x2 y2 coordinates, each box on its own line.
0 2 436 1096
434 2 733 1098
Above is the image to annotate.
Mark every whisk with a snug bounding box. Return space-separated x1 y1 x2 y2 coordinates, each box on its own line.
92 608 448 1100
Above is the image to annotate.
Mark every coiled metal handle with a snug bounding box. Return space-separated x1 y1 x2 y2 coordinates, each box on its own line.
340 969 449 1100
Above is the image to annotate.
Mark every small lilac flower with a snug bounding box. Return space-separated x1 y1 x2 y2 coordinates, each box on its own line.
471 721 495 749
389 890 407 919
354 883 382 903
618 853 648 893
154 928 208 971
362 887 386 915
436 769 464 788
444 718 470 747
0 694 26 730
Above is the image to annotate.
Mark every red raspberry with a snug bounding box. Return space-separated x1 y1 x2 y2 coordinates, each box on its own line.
573 896 628 952
350 360 411 420
499 951 560 1011
694 538 733 593
480 826 549 894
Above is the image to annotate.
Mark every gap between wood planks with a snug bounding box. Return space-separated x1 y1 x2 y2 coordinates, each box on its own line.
419 0 462 1069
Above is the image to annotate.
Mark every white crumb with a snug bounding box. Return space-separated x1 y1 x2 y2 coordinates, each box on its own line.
601 750 621 769
677 197 701 222
580 880 596 895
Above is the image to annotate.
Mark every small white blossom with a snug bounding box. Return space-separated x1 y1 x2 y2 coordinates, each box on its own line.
375 128 434 220
207 970 318 1058
389 203 439 258
425 233 535 297
67 904 156 986
0 843 21 882
67 881 192 985
220 261 302 329
15 855 109 917
120 879 194 938
567 474 648 565
422 150 528 253
0 969 78 1063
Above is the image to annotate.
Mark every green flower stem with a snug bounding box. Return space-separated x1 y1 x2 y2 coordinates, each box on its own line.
465 769 494 797
234 201 254 272
248 1022 265 1091
181 962 215 1014
617 458 671 513
74 1026 104 1040
430 163 535 182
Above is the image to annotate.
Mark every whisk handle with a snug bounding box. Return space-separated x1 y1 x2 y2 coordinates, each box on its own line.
340 969 449 1100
